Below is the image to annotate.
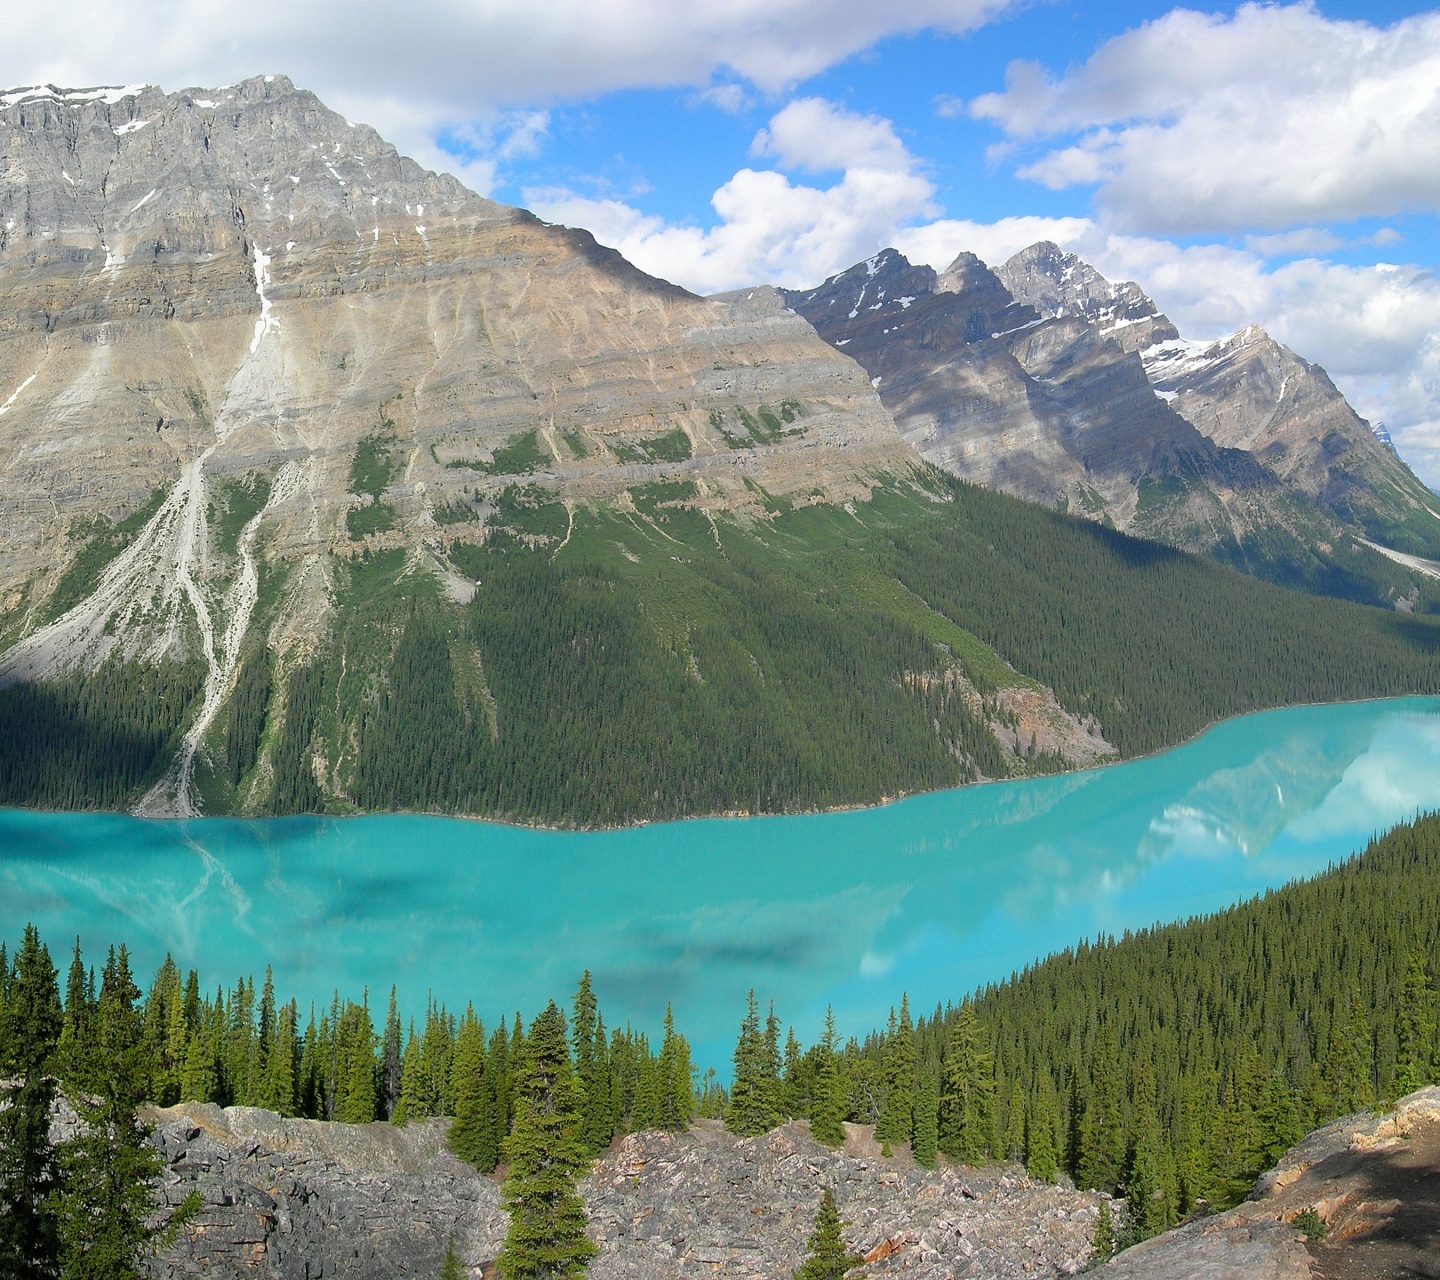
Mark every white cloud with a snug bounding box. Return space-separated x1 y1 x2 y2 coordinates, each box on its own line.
970 3 1440 234
894 215 1094 275
0 0 1013 193
528 98 937 296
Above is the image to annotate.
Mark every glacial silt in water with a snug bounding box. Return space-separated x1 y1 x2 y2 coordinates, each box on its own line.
1 696 1438 1068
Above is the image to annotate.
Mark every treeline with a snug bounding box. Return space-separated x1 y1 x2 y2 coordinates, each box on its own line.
0 942 699 1183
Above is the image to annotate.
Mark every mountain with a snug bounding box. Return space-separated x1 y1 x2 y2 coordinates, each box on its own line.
784 243 1440 610
0 77 1438 823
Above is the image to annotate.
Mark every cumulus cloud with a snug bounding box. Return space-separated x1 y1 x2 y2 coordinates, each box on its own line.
970 3 1440 234
528 98 937 296
0 0 1013 192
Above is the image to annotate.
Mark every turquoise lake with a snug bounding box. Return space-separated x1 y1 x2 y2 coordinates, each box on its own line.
2 696 1439 1070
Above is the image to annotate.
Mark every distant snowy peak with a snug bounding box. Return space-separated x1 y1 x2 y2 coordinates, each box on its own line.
781 248 936 326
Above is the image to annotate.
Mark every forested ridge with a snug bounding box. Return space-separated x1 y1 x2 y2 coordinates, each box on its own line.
2 812 1439 1268
2 473 1439 821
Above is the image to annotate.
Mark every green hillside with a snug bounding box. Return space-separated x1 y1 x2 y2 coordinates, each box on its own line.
1 470 1438 822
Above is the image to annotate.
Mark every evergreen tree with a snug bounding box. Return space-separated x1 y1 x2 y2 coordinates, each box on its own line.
657 1006 694 1132
496 1001 597 1280
55 940 93 1086
53 946 196 1279
259 1000 298 1116
1394 948 1436 1095
0 925 63 1280
1077 1025 1124 1191
792 1189 862 1280
450 1007 499 1174
938 1003 993 1166
726 992 783 1137
1324 991 1374 1115
1003 1081 1026 1162
874 996 915 1150
809 1009 846 1149
440 1238 464 1280
571 974 612 1153
912 1067 939 1169
1091 1201 1115 1263
1026 1081 1061 1184
394 1020 423 1124
382 986 403 1120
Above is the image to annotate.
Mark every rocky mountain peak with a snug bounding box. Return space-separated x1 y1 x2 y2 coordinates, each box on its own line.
780 248 938 331
996 242 1160 330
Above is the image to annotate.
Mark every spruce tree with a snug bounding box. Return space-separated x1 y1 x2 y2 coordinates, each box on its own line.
382 987 403 1120
912 1068 939 1169
874 997 915 1150
1395 948 1436 1094
0 924 63 1280
1077 1025 1124 1191
792 1189 862 1280
657 1006 694 1132
496 1001 597 1280
54 945 196 1278
938 1003 993 1166
450 1007 499 1173
1026 1082 1061 1183
809 1009 846 1149
725 991 783 1137
1003 1081 1026 1162
571 974 613 1153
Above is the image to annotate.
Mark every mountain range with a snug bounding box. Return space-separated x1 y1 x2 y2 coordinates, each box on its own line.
0 75 1437 823
783 243 1440 609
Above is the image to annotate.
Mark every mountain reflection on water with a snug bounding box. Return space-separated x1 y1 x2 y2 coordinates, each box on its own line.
1 697 1437 1070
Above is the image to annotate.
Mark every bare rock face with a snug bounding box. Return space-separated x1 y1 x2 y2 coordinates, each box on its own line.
1095 1086 1440 1280
586 1122 1099 1280
1144 325 1440 556
781 249 1276 555
0 76 910 675
144 1107 1102 1279
994 241 1178 356
144 1103 505 1278
785 241 1440 593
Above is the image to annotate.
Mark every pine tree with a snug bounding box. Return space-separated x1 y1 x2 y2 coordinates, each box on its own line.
726 991 783 1136
874 996 915 1150
938 1002 993 1166
792 1189 863 1280
1091 1201 1115 1262
0 924 63 1280
496 1001 597 1280
809 1009 846 1149
259 1000 298 1116
450 1007 499 1174
394 1020 423 1124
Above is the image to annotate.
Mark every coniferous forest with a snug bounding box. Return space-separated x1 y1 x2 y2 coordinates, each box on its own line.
4 473 1438 823
3 811 1439 1271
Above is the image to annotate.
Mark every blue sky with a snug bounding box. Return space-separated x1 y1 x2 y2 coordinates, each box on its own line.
5 0 1440 481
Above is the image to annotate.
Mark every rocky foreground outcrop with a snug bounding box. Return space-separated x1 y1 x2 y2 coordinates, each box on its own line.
143 1104 1104 1279
1096 1085 1440 1280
